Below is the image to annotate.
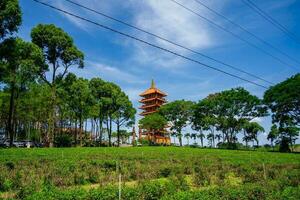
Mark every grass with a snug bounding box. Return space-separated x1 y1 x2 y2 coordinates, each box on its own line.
0 147 299 199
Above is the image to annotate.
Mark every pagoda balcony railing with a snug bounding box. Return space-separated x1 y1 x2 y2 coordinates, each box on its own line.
139 110 157 116
139 97 166 103
139 103 162 109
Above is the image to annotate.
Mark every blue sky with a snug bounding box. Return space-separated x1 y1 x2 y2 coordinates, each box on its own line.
19 0 299 145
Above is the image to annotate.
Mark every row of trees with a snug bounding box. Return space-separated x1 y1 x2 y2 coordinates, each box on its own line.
1 1 299 150
140 76 299 151
0 0 136 147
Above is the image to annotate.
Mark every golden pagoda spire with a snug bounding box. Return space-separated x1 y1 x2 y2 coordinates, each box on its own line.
151 79 156 88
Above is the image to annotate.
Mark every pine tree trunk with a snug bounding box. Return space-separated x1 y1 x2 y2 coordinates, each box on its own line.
75 119 77 145
179 135 182 146
117 120 120 147
79 114 83 147
48 86 56 147
109 116 112 146
271 140 274 151
8 82 16 147
99 117 103 146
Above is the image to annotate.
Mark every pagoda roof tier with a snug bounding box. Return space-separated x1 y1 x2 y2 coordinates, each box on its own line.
139 80 167 97
139 103 162 109
139 97 166 103
139 88 167 97
139 110 157 116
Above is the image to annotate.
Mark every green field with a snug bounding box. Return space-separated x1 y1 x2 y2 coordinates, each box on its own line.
0 147 299 199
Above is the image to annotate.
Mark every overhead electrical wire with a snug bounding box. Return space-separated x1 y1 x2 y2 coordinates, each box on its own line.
242 0 300 44
61 0 273 85
32 0 269 89
170 0 298 71
194 0 300 65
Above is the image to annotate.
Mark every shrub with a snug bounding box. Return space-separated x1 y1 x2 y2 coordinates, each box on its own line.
218 142 244 149
88 186 118 200
0 178 13 191
139 179 176 200
279 137 291 152
159 167 172 177
170 175 189 191
54 134 73 147
139 139 150 146
102 161 116 171
193 166 209 186
5 161 15 170
73 173 86 185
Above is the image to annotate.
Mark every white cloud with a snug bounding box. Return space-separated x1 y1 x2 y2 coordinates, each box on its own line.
54 0 90 31
251 117 263 123
135 0 214 50
87 61 146 84
131 0 219 68
70 60 146 85
50 0 223 69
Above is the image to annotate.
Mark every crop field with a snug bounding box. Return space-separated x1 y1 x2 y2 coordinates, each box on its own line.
0 147 299 199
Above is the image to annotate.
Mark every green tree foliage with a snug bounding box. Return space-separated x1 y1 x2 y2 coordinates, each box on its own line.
112 92 136 146
0 0 21 40
16 83 51 141
67 78 92 146
197 133 205 147
264 74 300 151
89 78 106 145
267 124 279 151
100 82 124 146
139 113 167 133
31 24 84 146
0 38 45 146
193 87 267 148
159 100 194 146
184 133 190 145
243 121 265 147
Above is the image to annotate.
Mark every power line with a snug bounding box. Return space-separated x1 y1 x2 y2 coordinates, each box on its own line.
32 0 269 89
194 0 300 65
63 0 274 85
242 0 300 44
170 0 298 71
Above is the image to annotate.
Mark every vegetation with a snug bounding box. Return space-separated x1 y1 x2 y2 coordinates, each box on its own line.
139 113 167 132
0 0 298 152
0 0 21 39
0 1 136 147
0 38 45 146
0 1 299 199
159 100 194 146
264 74 300 152
0 147 299 199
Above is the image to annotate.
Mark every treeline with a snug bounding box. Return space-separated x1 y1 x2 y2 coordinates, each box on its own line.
1 1 299 150
140 75 300 152
0 0 135 147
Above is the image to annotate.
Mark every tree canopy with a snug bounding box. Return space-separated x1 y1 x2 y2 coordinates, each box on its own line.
264 74 300 126
0 38 45 146
139 113 167 132
0 0 22 39
193 87 267 146
264 74 300 151
159 100 194 146
31 24 84 85
30 24 84 146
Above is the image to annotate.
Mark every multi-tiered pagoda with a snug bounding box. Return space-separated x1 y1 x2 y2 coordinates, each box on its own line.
138 80 170 145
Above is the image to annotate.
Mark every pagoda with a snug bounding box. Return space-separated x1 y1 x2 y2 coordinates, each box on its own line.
138 80 170 145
